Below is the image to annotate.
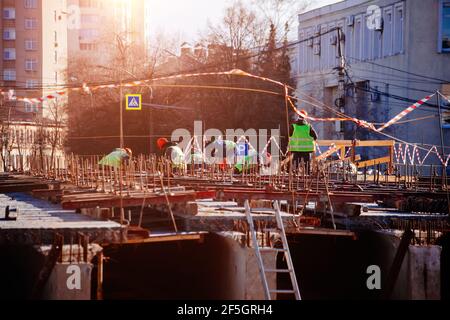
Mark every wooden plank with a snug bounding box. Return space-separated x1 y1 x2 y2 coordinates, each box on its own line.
357 156 391 168
0 183 50 193
32 189 64 198
116 232 206 245
285 228 357 239
316 145 340 161
62 191 216 210
318 140 395 147
219 189 375 203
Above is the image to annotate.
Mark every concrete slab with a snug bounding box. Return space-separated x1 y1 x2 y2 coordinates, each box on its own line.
176 200 297 232
0 193 123 245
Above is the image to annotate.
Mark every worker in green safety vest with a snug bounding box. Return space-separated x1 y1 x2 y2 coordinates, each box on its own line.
234 147 272 174
288 111 318 168
234 148 257 174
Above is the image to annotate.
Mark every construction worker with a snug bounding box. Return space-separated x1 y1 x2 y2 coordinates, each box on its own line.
234 148 257 174
156 138 186 166
234 142 272 174
288 111 318 169
98 147 132 168
210 139 237 170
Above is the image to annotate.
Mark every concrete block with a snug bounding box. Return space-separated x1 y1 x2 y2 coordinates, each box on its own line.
42 263 93 300
250 200 273 209
408 246 441 300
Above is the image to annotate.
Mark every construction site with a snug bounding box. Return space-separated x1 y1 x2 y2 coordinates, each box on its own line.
0 134 448 300
1 0 450 303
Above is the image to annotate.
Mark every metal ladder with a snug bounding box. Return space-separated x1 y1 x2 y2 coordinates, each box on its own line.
244 200 301 300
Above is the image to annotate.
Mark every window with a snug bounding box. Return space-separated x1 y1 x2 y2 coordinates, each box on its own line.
3 28 16 40
79 29 99 41
25 102 32 113
383 8 393 57
54 72 58 83
80 0 101 8
25 59 38 71
80 43 97 51
440 0 450 52
3 70 16 81
25 18 38 30
3 8 15 19
25 39 38 51
363 15 372 61
81 14 100 24
394 4 405 54
26 79 38 88
373 29 382 59
54 51 58 63
54 31 58 42
353 16 362 60
24 0 38 9
25 103 38 113
4 48 16 60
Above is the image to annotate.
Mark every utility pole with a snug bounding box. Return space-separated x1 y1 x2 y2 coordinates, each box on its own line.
117 34 126 149
437 94 447 163
336 27 346 140
437 93 450 214
119 77 124 149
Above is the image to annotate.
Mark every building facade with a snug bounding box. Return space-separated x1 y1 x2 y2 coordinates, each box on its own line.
294 0 450 161
1 0 68 171
1 0 68 116
67 0 150 65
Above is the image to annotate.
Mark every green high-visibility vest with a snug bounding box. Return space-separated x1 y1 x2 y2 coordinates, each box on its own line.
235 150 257 173
289 124 315 152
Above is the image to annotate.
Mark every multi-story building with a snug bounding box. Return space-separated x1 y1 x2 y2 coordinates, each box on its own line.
1 0 68 117
294 0 450 162
1 0 68 171
67 0 150 65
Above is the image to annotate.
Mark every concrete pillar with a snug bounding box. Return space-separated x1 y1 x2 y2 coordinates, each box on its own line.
36 243 103 300
42 263 93 300
215 232 277 300
408 246 441 300
374 231 441 300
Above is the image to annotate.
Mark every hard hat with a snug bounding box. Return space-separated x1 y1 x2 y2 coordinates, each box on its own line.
124 148 132 155
291 113 300 122
300 110 308 118
157 138 169 150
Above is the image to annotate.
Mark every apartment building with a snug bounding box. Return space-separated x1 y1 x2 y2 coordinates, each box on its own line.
1 0 68 171
67 0 150 65
1 0 68 117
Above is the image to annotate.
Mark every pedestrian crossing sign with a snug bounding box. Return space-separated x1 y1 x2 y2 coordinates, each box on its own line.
126 94 142 111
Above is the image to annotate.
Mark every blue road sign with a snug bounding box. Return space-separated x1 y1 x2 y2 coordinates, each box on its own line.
126 94 142 111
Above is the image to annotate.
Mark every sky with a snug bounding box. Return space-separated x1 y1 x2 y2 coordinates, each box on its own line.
149 0 343 42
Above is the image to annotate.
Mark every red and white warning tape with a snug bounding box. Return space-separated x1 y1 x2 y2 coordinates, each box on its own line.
394 143 449 167
376 94 436 132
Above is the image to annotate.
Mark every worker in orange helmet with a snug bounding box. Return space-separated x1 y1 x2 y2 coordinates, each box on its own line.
156 138 185 165
124 148 132 157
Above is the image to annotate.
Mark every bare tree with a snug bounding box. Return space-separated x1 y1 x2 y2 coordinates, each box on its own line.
204 0 265 68
251 0 311 40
